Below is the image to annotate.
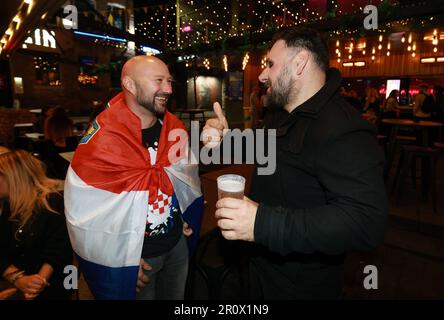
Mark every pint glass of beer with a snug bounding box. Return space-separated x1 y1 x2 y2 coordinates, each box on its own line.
217 174 245 200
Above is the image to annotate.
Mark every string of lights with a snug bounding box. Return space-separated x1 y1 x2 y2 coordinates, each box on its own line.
128 1 441 71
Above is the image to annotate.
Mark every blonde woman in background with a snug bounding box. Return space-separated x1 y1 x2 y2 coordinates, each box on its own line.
363 88 381 125
383 89 400 118
0 146 13 299
0 150 72 300
363 88 381 114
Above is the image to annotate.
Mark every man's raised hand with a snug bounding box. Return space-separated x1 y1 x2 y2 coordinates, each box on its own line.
202 102 228 148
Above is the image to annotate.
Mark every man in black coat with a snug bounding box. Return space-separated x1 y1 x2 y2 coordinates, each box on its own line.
203 27 388 299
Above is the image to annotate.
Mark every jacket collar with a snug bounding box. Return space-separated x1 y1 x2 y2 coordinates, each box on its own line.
275 68 342 136
292 67 342 116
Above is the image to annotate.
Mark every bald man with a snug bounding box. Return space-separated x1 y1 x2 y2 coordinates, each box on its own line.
121 56 173 125
64 56 203 300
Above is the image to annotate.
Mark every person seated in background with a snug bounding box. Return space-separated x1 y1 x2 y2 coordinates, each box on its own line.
41 107 77 179
433 85 444 126
31 106 55 134
413 85 433 119
362 88 381 125
344 89 363 112
362 88 381 124
0 146 18 301
398 90 409 106
383 89 400 118
363 88 381 115
44 106 75 148
0 150 73 300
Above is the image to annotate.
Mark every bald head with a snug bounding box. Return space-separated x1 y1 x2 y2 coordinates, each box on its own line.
121 55 168 82
121 55 173 116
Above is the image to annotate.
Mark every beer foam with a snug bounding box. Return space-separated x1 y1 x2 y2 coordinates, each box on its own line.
218 180 244 192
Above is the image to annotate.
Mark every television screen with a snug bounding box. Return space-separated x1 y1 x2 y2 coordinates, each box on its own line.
386 79 401 99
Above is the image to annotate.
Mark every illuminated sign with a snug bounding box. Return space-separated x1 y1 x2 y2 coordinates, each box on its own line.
23 29 56 48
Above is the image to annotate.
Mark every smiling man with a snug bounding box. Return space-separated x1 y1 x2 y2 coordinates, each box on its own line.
204 28 388 299
64 56 203 300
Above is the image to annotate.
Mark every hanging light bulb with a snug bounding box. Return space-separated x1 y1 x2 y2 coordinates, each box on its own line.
412 52 416 57
223 55 228 72
378 44 382 50
434 47 438 53
401 35 405 43
371 55 375 61
387 51 390 56
407 45 411 51
408 33 412 44
242 52 249 70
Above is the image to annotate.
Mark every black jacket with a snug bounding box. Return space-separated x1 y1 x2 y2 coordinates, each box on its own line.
249 68 388 299
0 193 73 300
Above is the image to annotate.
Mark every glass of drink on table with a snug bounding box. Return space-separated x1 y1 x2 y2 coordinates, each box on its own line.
217 174 245 200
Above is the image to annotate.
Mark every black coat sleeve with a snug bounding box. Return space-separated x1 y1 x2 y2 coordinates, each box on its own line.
254 129 388 256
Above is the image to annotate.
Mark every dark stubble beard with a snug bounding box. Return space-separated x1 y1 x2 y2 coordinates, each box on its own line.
264 66 295 110
135 82 169 115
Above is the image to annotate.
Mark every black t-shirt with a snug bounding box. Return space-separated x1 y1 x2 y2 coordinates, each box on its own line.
140 120 183 258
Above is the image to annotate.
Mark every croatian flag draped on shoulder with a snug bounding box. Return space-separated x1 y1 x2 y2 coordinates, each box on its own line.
64 93 203 300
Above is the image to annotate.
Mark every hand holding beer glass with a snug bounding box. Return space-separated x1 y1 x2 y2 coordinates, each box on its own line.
205 102 258 242
215 174 258 242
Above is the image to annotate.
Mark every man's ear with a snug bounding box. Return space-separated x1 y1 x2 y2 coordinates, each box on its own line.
122 76 136 95
292 50 309 76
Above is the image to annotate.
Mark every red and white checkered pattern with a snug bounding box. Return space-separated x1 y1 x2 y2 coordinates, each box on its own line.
147 190 172 216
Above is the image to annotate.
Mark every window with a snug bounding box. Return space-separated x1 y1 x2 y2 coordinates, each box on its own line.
107 3 126 30
78 57 98 88
34 54 61 86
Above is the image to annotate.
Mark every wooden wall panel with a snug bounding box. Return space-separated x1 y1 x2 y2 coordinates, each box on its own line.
332 50 444 78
